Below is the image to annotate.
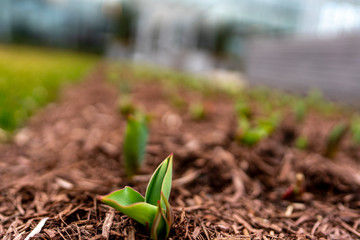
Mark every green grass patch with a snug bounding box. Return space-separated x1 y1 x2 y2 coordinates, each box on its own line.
0 45 97 131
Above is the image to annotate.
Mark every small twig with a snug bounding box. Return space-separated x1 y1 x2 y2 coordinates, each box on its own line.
173 170 201 187
102 208 115 239
13 232 24 240
233 214 257 233
230 169 245 201
93 196 98 221
338 219 360 238
125 226 136 240
200 221 210 240
76 224 82 240
57 228 67 240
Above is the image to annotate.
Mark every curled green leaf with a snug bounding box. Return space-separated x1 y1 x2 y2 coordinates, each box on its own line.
98 187 157 226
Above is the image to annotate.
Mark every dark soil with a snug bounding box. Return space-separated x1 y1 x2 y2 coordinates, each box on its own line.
1 66 360 240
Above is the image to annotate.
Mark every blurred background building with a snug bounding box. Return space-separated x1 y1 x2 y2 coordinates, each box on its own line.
1 0 360 103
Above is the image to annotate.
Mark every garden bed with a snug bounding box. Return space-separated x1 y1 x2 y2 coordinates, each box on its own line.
0 65 359 240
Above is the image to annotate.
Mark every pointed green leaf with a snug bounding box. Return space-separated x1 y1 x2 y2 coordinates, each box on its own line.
98 186 157 226
123 114 149 176
145 154 173 209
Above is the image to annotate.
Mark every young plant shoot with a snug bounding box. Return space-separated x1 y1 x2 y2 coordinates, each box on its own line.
117 95 136 117
236 112 281 146
324 123 348 159
241 127 268 146
350 117 360 145
189 102 206 120
293 101 307 124
257 111 281 135
99 155 173 240
282 173 305 200
123 112 149 177
295 136 308 150
235 101 251 119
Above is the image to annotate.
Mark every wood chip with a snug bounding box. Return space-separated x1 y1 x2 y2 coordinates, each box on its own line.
192 226 201 239
233 214 257 233
24 217 48 240
102 208 115 239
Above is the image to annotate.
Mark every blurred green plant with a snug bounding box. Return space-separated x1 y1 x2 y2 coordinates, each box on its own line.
235 101 251 119
0 128 9 143
324 123 348 159
189 102 206 120
99 155 173 240
256 112 282 135
293 101 307 123
106 61 347 124
350 116 360 145
117 95 136 117
162 85 187 110
294 136 308 150
235 110 281 146
240 127 268 146
0 45 97 131
123 112 149 177
169 94 187 110
305 89 339 116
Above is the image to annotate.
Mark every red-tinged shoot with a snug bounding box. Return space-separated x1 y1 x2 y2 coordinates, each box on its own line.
282 173 305 200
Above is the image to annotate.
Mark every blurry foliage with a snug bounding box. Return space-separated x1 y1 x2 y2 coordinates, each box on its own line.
169 94 187 110
350 116 360 145
235 111 281 146
188 102 206 121
239 127 268 146
106 61 359 150
0 45 97 131
106 62 221 96
295 136 308 150
256 112 281 135
123 112 149 177
117 95 136 117
324 123 348 159
293 100 307 123
235 101 251 119
106 61 351 116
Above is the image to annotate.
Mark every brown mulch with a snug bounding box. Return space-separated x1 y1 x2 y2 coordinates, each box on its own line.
1 66 360 240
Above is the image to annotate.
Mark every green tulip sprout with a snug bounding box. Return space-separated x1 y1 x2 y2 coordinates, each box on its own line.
189 102 206 120
235 101 251 119
99 154 174 240
235 112 281 146
123 113 149 177
293 101 307 123
350 117 360 145
295 136 308 150
117 95 136 117
324 123 348 159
